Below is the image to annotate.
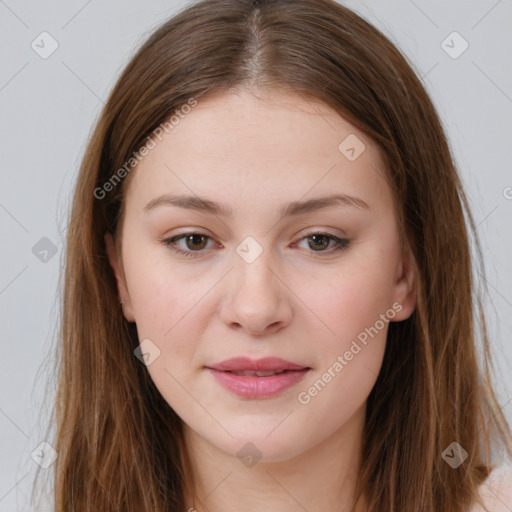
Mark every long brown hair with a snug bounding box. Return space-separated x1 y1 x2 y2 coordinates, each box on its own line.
33 0 512 510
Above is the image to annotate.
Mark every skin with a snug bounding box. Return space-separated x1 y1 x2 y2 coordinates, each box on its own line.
105 88 417 512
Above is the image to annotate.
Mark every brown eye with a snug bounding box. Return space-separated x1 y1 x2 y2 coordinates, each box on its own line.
163 231 350 259
307 234 331 251
163 232 216 258
296 232 350 256
184 234 209 251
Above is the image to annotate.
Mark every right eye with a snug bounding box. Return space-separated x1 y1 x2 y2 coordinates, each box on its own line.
162 232 217 258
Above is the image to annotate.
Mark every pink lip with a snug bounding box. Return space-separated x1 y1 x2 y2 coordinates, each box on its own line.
207 357 308 372
205 357 311 399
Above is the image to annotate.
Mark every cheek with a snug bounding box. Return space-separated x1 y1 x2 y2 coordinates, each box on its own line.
121 243 213 380
309 262 396 345
310 276 390 386
298 247 396 398
122 238 199 333
296 273 391 424
296 336 385 447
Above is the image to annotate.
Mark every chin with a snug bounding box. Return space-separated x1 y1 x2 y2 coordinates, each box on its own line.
212 426 311 465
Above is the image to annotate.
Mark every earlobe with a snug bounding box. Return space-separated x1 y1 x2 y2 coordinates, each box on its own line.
104 232 136 322
391 244 417 322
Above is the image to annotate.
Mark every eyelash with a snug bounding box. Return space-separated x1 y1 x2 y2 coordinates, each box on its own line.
161 231 350 258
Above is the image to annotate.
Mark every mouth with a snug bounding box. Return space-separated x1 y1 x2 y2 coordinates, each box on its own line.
205 358 311 399
206 356 309 373
221 369 295 377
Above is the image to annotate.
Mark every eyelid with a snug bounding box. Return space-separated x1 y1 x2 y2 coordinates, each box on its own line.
161 229 350 258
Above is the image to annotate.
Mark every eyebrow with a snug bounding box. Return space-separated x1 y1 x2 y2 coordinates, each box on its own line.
143 193 370 219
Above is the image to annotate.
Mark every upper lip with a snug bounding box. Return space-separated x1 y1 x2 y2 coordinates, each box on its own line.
206 357 309 372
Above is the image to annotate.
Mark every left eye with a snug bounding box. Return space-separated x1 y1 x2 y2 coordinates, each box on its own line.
295 233 346 252
162 232 350 258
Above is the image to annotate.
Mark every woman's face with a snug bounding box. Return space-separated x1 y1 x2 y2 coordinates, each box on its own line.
106 89 416 462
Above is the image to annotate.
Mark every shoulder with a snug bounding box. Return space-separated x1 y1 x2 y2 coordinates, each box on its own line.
470 459 512 512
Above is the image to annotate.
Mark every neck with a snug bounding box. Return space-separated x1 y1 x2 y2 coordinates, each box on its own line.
182 403 367 512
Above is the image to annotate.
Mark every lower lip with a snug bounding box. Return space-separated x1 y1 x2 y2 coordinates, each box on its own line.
207 368 310 399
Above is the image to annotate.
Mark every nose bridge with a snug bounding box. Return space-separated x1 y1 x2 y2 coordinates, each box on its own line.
220 235 292 334
233 236 280 305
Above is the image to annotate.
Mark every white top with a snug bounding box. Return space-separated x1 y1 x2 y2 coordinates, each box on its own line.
471 460 512 511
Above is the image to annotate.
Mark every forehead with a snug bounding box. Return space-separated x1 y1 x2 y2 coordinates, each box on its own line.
122 89 390 217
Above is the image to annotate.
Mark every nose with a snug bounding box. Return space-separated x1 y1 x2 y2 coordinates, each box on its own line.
219 247 293 337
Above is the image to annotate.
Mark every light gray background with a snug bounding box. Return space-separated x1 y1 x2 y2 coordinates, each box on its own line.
1 0 511 510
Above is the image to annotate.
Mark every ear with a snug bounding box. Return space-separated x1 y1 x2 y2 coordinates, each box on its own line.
104 232 135 322
390 242 417 322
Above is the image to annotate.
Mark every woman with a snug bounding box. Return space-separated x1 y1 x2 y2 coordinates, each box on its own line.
38 0 512 510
